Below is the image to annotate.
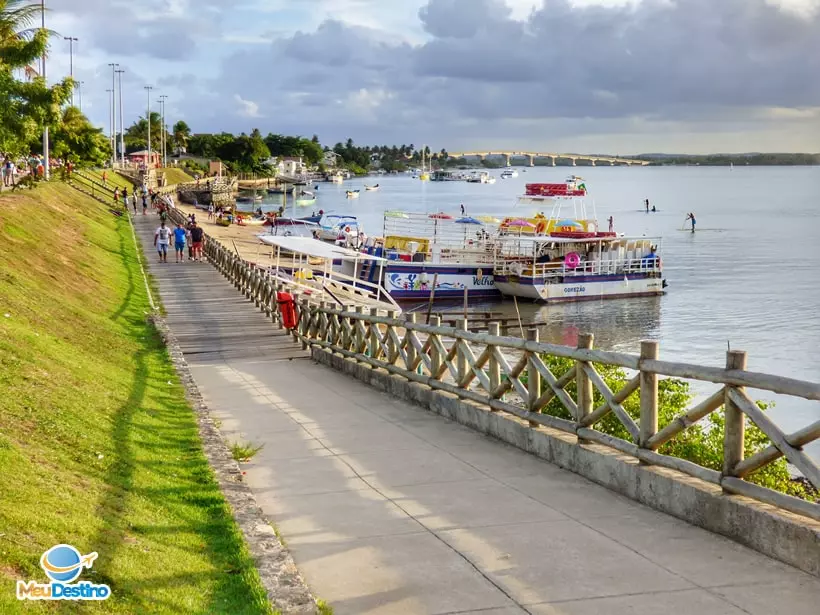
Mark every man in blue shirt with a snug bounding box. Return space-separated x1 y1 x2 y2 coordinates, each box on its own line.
173 223 187 263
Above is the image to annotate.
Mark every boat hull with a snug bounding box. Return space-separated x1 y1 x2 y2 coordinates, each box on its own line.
380 263 501 302
493 274 665 302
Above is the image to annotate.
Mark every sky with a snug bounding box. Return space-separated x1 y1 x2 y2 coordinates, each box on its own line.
43 0 820 154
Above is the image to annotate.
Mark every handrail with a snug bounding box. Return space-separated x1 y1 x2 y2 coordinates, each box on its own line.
195 222 820 522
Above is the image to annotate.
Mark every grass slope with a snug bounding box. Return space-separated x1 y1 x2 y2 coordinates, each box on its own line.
0 183 272 614
159 167 194 186
82 168 133 190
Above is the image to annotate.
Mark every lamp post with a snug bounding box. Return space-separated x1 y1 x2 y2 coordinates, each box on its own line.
158 95 168 168
41 0 49 179
116 69 125 166
63 37 77 106
78 81 84 112
144 85 153 168
108 63 118 166
106 89 114 161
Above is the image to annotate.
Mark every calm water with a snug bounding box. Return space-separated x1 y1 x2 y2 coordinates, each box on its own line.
249 167 820 446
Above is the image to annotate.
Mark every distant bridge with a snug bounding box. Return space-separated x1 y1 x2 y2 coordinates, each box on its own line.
448 151 650 167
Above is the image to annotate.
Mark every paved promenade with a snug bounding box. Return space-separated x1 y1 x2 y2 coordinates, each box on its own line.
133 212 820 614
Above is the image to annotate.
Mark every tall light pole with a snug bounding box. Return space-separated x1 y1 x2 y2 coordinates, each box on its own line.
106 89 114 160
63 37 77 106
116 69 125 166
144 85 153 167
41 0 49 179
158 95 168 168
108 63 118 166
78 81 84 112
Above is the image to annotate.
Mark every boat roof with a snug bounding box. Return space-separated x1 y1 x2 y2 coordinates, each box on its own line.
500 234 660 245
325 215 357 220
257 235 385 261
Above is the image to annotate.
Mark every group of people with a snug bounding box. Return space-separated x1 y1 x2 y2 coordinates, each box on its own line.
154 212 204 264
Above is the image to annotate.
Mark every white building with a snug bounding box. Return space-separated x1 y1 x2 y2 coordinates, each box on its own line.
323 151 340 168
279 157 305 176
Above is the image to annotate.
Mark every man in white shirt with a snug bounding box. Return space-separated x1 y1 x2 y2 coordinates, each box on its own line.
154 221 171 263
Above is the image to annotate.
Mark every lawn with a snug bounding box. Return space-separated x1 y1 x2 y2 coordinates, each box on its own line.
159 167 195 186
0 182 273 614
82 168 133 190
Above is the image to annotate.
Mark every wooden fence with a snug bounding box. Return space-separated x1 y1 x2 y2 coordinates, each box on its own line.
199 230 820 522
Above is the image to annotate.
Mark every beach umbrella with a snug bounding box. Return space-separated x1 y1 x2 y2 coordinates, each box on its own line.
455 216 482 225
507 218 536 228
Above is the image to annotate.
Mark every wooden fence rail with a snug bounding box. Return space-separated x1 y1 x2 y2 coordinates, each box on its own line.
195 225 820 522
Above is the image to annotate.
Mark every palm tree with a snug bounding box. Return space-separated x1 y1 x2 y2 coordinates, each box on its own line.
0 0 48 70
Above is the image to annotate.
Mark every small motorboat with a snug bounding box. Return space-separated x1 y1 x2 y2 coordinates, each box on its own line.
345 190 360 199
295 197 317 207
236 195 263 204
267 186 294 195
364 184 380 191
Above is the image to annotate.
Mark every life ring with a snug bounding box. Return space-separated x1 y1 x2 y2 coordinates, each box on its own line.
344 226 351 233
565 252 581 269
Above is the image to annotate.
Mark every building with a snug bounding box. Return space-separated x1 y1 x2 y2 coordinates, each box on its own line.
279 156 305 176
209 161 225 177
128 150 161 168
323 151 340 168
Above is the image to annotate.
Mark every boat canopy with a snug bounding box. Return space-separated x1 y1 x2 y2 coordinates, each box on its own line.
257 235 385 262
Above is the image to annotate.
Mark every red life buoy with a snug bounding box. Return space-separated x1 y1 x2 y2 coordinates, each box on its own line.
344 226 351 233
565 252 581 269
276 292 298 329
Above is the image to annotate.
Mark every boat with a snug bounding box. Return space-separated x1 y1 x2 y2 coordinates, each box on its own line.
326 172 344 184
500 167 519 179
316 214 365 248
431 170 467 182
419 146 430 181
236 214 266 226
466 171 495 184
257 234 399 313
345 189 360 199
262 217 320 238
298 212 325 224
295 197 317 207
236 194 263 204
267 185 294 195
364 184 380 191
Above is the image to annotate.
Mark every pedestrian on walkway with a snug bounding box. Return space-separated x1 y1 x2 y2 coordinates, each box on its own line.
131 192 137 214
173 223 187 263
154 221 171 263
190 222 204 262
208 203 214 220
142 191 148 215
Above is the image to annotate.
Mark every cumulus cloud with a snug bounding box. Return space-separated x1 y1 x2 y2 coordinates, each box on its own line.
234 94 262 118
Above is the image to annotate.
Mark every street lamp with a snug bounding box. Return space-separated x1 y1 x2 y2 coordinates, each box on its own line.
63 37 77 106
116 69 125 165
41 0 49 179
106 89 114 161
144 85 153 167
78 81 84 112
158 95 168 168
108 63 118 166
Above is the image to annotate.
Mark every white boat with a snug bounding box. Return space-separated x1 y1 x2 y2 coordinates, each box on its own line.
419 146 430 181
258 234 399 313
466 171 495 184
364 184 380 191
316 214 365 248
500 167 519 179
345 189 360 199
327 172 344 184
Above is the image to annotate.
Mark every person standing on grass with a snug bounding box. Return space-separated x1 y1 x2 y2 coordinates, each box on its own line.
154 221 171 263
189 222 204 262
102 170 108 185
173 222 187 263
122 186 129 210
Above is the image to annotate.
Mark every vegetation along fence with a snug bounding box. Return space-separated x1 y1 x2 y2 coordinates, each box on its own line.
197 226 820 522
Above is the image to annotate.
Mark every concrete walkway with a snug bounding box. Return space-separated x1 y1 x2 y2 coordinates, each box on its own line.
133 211 820 615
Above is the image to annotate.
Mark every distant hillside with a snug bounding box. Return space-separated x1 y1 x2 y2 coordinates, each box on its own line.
635 153 819 166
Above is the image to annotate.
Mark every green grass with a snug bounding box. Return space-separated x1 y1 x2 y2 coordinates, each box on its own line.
159 167 195 186
83 168 133 190
0 183 273 614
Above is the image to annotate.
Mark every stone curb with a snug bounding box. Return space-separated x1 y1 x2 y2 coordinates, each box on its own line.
150 315 317 614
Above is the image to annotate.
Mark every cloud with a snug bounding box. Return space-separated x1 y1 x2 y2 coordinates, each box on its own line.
234 94 261 118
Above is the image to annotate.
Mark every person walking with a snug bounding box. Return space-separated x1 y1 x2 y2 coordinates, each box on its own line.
154 221 171 263
208 203 214 220
189 222 204 262
142 190 148 215
113 187 120 205
131 191 137 214
173 222 187 263
122 186 129 211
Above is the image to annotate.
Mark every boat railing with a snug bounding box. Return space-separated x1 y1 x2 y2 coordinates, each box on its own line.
497 257 662 278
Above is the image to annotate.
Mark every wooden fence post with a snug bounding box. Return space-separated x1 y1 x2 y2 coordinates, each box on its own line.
300 298 310 350
639 341 659 449
723 350 748 483
429 315 442 377
527 328 541 426
457 319 468 385
386 310 397 363
369 308 380 360
355 306 365 354
487 323 501 403
576 333 594 436
405 313 417 372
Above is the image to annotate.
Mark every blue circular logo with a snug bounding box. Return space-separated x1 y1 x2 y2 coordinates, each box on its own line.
41 545 82 583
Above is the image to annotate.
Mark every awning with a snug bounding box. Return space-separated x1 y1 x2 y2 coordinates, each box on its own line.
257 235 385 262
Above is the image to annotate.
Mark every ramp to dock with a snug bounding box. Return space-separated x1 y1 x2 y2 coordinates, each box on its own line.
132 212 820 615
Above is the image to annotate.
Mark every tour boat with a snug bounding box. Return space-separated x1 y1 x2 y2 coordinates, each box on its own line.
431 170 468 182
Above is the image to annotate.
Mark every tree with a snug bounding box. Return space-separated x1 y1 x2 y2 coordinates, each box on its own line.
51 106 110 167
124 112 167 153
172 120 191 152
0 1 73 156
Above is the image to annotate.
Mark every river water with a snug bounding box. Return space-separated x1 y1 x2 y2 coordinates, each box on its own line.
249 166 820 448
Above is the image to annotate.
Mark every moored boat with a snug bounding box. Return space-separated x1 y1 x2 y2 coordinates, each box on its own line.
364 184 380 191
500 167 519 179
345 189 360 199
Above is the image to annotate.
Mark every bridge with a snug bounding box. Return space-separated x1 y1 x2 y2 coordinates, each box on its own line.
448 151 651 167
131 205 819 613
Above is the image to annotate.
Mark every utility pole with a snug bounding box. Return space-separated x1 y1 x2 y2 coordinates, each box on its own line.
145 85 153 167
108 63 118 166
116 69 125 166
106 89 114 161
63 37 77 106
41 0 49 180
159 95 168 168
78 81 84 112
